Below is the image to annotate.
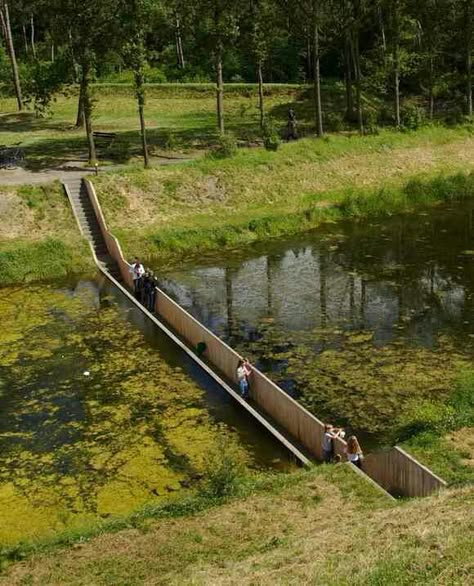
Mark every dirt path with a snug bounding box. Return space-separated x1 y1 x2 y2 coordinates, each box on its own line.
0 157 196 186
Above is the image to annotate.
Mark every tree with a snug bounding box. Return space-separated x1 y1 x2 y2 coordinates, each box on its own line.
349 0 365 133
390 0 402 127
0 1 23 110
46 0 125 163
463 0 473 116
199 0 238 134
245 0 275 129
123 0 155 168
311 0 324 136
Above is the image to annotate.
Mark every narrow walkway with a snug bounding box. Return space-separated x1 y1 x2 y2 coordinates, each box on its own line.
62 177 445 499
64 178 122 281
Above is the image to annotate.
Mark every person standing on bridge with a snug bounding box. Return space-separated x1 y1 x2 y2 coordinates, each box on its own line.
143 270 158 312
345 435 364 469
236 358 252 399
130 258 145 299
322 424 343 463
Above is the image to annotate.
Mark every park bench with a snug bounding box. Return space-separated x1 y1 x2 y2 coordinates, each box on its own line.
93 131 117 146
0 146 25 169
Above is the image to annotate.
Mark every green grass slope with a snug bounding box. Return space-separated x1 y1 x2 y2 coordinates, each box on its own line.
0 183 93 285
1 466 472 586
93 125 474 265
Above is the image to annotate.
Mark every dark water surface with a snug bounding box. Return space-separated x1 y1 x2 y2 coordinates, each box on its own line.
156 202 474 447
0 276 291 544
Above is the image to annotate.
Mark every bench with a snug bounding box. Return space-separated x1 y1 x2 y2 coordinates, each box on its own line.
92 131 117 146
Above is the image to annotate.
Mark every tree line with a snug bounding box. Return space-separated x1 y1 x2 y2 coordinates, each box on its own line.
1 0 473 165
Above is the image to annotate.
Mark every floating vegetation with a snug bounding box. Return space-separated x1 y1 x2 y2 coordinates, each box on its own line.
158 200 474 453
0 282 251 544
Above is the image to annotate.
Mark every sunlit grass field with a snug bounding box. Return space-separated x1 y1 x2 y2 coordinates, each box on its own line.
0 84 307 168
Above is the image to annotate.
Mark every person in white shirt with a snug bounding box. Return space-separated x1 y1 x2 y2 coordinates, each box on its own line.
345 435 364 469
322 424 343 463
236 358 252 399
130 258 145 298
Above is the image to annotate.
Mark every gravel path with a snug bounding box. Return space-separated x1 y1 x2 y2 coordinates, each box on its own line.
0 157 195 186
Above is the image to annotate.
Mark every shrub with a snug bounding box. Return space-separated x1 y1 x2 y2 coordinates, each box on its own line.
401 104 426 130
107 139 132 163
198 435 247 499
262 118 282 151
363 109 380 135
445 105 465 126
325 111 345 132
208 133 238 159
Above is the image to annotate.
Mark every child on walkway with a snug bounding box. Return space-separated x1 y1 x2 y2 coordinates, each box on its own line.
236 358 252 399
130 258 145 300
322 424 344 463
345 435 364 469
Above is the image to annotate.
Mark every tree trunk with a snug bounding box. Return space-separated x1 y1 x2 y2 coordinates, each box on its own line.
81 62 96 164
75 82 85 128
138 102 149 168
428 54 435 119
393 0 401 127
312 0 324 136
350 31 363 133
468 46 473 117
22 24 29 54
352 0 364 133
51 42 55 63
0 2 23 111
134 58 150 169
30 14 36 60
216 38 224 134
466 0 473 116
175 12 185 68
257 59 265 129
378 3 386 57
344 36 354 121
306 27 312 81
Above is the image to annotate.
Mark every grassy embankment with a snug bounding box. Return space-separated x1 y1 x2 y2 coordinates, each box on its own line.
0 182 93 284
1 85 474 284
1 123 474 285
401 368 474 486
1 464 473 585
94 123 474 267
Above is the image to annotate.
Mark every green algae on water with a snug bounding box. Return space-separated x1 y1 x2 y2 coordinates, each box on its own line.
0 282 250 545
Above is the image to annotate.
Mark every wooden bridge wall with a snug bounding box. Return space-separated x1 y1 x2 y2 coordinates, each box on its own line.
84 179 447 498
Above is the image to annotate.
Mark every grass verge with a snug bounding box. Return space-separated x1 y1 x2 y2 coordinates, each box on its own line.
99 169 474 267
401 368 474 485
2 465 474 585
0 182 93 285
0 464 387 573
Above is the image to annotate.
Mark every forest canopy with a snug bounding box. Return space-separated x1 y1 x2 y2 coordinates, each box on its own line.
1 0 473 163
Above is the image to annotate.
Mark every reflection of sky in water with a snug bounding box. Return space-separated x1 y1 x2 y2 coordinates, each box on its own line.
158 203 474 349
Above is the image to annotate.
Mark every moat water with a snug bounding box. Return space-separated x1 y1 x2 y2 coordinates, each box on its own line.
156 202 474 448
0 277 291 544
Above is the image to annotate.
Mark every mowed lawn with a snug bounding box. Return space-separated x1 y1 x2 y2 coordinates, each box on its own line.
0 85 304 169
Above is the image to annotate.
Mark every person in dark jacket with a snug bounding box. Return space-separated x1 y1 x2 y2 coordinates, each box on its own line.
143 271 157 312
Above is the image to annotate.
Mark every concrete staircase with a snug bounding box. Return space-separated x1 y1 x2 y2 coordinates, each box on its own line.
64 178 122 282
